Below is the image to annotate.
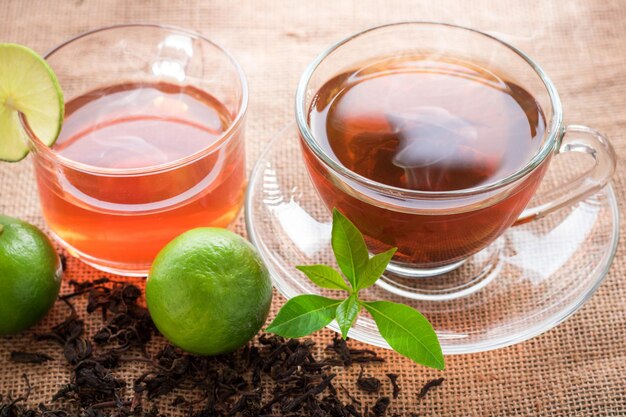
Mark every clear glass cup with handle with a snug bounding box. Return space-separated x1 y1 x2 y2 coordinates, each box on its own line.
295 22 617 278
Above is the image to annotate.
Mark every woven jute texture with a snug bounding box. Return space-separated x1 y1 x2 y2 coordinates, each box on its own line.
1 0 625 415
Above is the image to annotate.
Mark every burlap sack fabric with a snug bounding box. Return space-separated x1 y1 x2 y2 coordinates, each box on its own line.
1 0 624 415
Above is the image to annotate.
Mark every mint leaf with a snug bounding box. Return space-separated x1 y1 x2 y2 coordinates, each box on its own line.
266 295 341 338
331 208 369 289
296 265 350 291
335 294 361 339
363 301 444 370
270 208 443 370
357 247 397 290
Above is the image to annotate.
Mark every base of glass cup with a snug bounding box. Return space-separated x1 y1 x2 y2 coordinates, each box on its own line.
45 204 245 278
376 238 504 301
49 230 150 277
79 258 150 278
384 258 468 278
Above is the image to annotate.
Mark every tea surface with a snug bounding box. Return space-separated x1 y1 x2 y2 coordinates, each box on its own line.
54 82 230 168
35 82 245 273
309 55 546 191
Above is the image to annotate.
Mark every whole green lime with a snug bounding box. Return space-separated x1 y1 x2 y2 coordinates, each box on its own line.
146 228 273 356
0 215 61 335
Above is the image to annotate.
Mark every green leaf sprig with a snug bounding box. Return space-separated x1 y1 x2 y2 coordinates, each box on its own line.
266 208 445 370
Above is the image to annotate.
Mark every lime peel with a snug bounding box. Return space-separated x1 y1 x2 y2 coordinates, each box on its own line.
146 228 273 356
0 215 61 334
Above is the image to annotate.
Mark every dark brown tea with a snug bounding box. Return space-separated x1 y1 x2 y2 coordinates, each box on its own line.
303 55 549 268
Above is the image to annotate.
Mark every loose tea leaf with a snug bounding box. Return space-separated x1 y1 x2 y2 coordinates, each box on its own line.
356 367 381 393
371 396 391 417
35 280 156 409
10 351 54 364
2 275 438 416
326 334 384 367
418 377 445 399
386 373 400 399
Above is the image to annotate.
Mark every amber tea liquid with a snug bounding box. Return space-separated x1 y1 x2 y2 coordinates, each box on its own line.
34 82 246 274
304 55 549 268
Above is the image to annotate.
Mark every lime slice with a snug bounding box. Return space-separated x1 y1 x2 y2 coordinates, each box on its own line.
0 44 64 162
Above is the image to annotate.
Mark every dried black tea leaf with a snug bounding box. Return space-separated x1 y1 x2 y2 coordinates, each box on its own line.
371 396 390 417
9 352 54 364
327 334 384 366
418 377 445 399
1 278 410 417
386 373 400 399
357 367 381 393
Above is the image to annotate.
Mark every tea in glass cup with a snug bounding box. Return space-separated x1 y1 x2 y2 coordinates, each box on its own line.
26 25 248 276
296 23 616 277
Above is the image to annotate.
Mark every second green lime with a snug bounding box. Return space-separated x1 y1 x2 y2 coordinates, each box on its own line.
146 228 273 356
0 215 61 335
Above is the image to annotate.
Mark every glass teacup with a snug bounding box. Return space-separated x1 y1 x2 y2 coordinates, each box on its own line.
296 22 616 278
25 25 248 276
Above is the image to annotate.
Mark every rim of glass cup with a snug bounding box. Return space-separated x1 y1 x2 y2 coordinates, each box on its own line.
23 23 248 176
295 21 564 198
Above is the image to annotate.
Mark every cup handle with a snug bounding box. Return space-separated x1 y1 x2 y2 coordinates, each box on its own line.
514 124 617 226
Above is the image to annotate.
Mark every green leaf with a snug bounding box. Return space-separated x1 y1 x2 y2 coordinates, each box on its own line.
363 301 445 370
266 295 341 338
331 208 369 290
296 265 351 291
357 247 397 290
335 294 361 339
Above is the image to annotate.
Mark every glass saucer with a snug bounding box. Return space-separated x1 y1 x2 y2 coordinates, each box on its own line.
245 123 619 354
